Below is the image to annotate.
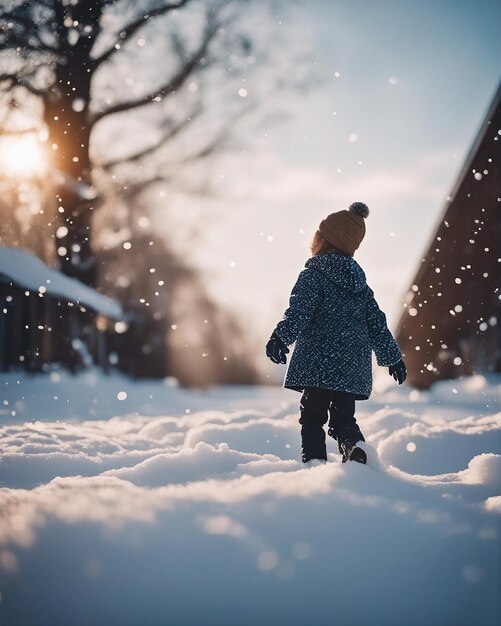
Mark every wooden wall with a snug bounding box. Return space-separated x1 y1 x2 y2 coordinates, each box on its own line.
0 280 114 374
395 85 501 388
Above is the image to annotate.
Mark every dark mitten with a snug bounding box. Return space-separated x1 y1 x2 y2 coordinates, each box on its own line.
266 332 290 364
388 359 407 384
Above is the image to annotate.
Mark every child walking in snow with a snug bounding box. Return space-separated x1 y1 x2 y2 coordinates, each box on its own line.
266 202 407 464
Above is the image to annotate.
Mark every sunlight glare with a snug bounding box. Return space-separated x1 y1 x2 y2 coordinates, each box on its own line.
0 134 48 178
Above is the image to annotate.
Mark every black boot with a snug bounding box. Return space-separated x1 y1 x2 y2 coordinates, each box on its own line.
327 389 366 465
337 424 367 464
339 441 367 464
327 429 367 464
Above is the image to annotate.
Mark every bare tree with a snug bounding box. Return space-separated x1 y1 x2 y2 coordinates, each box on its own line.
0 0 309 286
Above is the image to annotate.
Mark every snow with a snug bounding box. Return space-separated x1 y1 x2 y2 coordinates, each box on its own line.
0 370 500 625
53 170 98 201
0 246 122 319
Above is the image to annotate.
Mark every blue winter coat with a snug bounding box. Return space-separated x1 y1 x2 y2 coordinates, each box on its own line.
273 253 401 399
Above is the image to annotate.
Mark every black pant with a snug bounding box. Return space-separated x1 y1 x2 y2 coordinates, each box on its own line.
299 387 365 462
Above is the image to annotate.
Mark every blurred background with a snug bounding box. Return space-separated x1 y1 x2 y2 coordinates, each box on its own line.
0 0 500 388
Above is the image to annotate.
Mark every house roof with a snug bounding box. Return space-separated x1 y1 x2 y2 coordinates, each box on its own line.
0 246 123 320
402 82 501 295
395 81 501 387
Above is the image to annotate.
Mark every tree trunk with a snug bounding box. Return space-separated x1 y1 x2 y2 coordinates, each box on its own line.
45 102 96 286
43 0 104 288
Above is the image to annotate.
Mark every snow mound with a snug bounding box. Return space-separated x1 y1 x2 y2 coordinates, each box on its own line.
102 441 293 487
462 454 501 488
0 371 500 626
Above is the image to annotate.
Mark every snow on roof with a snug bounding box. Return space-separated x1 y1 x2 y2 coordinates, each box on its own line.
0 246 123 320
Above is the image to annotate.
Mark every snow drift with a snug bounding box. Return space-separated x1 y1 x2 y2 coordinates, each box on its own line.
0 370 499 626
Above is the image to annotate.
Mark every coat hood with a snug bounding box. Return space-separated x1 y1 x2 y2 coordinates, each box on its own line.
305 253 367 293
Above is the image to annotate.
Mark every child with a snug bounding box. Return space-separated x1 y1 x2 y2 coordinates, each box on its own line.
266 202 407 464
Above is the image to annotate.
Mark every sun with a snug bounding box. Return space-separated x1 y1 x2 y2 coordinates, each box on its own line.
0 133 48 178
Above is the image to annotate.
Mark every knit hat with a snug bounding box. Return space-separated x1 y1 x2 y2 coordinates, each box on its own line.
318 202 369 256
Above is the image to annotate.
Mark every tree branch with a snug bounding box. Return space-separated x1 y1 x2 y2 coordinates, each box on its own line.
115 175 170 203
171 105 252 166
0 1 60 54
91 0 192 69
0 1 37 19
100 105 202 170
0 11 36 32
0 126 40 136
0 27 60 56
30 30 61 55
0 73 48 99
26 0 54 9
91 16 219 126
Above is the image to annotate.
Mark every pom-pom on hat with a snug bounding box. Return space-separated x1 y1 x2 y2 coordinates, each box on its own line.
318 202 369 256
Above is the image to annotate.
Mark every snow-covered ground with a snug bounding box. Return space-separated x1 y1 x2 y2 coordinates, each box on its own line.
0 369 500 626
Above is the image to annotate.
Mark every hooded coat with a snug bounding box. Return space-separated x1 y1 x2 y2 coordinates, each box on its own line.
273 253 401 400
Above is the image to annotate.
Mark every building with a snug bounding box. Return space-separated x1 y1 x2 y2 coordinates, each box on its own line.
0 246 123 373
395 83 501 388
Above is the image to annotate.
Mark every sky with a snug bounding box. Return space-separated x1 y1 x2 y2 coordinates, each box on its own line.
179 0 501 340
